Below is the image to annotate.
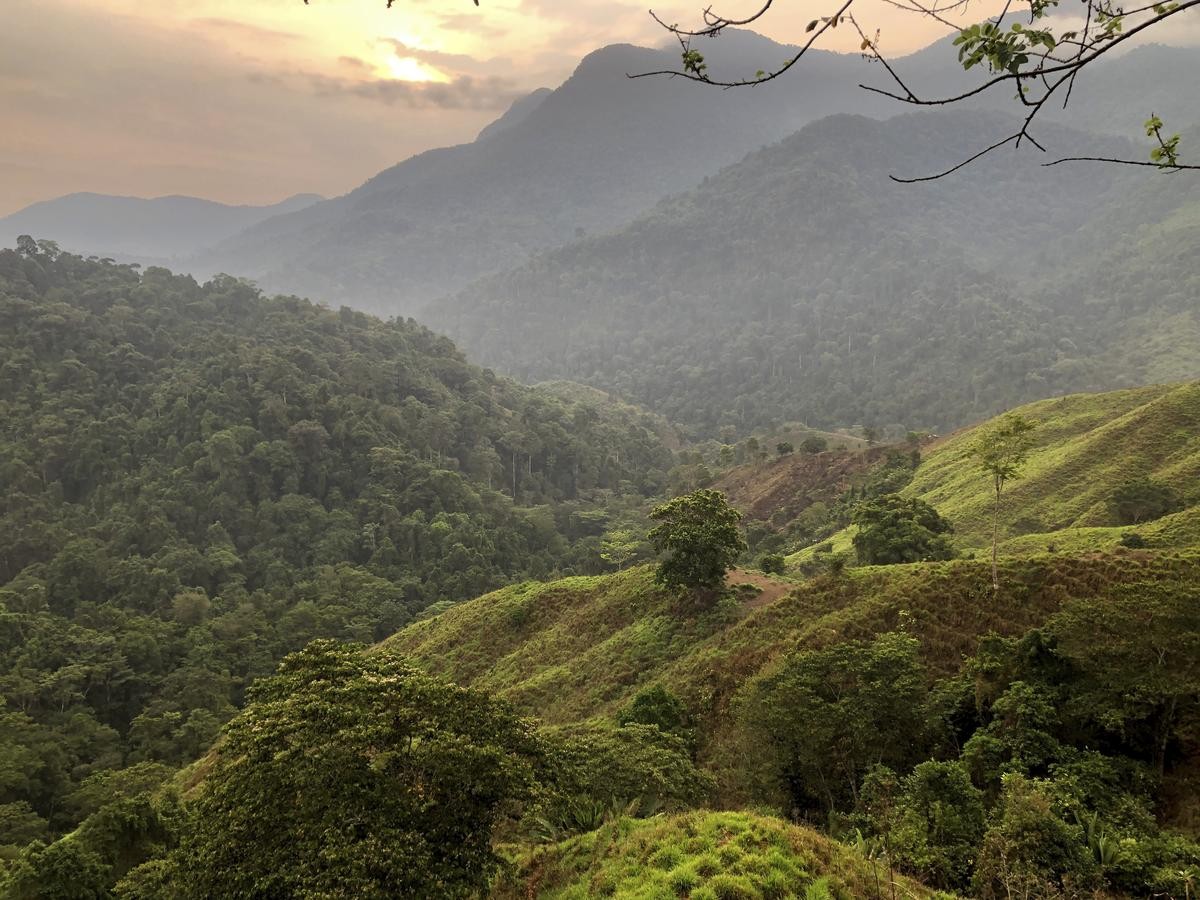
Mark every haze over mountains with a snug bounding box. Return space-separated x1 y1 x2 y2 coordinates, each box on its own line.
0 192 323 264
428 108 1200 433
10 32 1199 323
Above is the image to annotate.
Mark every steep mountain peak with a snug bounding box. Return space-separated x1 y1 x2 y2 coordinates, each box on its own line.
475 87 553 142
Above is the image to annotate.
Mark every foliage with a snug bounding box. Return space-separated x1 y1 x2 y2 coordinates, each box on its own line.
616 684 693 745
851 494 955 565
124 640 540 899
758 553 787 575
0 247 672 847
801 436 829 454
972 775 1100 899
535 721 712 837
493 810 942 900
649 489 746 591
1109 476 1182 524
861 761 985 890
739 632 927 814
1052 584 1200 775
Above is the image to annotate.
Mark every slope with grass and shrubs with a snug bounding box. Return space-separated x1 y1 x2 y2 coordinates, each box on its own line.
906 381 1200 555
494 810 947 899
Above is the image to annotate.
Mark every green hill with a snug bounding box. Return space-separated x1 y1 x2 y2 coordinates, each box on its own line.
494 811 945 899
781 381 1200 565
911 381 1200 552
0 244 673 853
385 552 1200 795
429 109 1200 436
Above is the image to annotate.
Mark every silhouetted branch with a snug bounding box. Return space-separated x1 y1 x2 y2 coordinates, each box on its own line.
638 0 1200 179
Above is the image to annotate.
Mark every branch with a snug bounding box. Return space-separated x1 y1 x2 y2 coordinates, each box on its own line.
631 0 857 86
889 134 1021 182
638 0 1200 179
1042 156 1200 170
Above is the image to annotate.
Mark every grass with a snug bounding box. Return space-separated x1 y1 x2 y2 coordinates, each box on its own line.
911 381 1200 548
384 550 1200 801
785 381 1200 562
492 811 950 899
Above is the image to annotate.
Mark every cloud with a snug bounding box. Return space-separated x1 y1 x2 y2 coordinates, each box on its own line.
308 71 523 110
381 37 511 76
193 17 302 44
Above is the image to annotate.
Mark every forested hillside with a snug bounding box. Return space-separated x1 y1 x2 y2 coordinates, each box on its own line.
430 110 1200 435
0 242 672 854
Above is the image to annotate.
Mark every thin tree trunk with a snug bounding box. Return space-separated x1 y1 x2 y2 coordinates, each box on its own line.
992 479 1001 592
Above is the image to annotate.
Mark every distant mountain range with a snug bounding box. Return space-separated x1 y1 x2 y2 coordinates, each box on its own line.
7 34 1198 318
424 108 1200 434
0 192 324 264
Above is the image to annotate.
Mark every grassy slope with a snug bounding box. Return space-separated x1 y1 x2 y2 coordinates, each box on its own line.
494 811 947 899
785 381 1200 564
384 551 1200 799
911 381 1200 553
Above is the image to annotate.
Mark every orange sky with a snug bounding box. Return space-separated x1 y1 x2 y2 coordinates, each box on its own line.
2 0 1197 215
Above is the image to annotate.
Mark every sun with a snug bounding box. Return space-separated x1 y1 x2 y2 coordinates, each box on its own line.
385 55 447 83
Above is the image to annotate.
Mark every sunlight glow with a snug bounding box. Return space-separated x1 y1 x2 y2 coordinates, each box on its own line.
384 55 447 83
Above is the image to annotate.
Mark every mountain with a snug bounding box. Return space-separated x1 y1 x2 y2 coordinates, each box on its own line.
0 243 674 854
190 32 908 314
185 36 1199 318
0 192 323 263
426 108 1200 435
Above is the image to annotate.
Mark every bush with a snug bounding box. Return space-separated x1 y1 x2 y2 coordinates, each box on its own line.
758 554 787 575
851 494 955 565
972 775 1099 899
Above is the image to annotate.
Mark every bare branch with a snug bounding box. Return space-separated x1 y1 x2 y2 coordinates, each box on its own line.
638 0 1200 179
889 134 1021 182
1043 156 1200 169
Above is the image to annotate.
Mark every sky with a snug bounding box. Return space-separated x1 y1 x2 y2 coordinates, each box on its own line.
3 0 1198 216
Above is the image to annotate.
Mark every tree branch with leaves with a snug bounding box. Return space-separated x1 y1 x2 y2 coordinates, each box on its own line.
636 0 1200 178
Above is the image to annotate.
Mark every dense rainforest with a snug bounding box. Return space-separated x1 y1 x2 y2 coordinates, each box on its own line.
0 242 674 854
429 111 1200 436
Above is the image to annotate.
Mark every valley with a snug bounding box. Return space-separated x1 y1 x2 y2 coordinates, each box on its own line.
2 10 1200 899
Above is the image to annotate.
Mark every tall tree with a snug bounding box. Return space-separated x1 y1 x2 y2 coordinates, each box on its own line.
648 489 746 592
124 640 540 898
970 414 1036 591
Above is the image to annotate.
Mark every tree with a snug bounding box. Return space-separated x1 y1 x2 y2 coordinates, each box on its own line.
758 552 786 575
616 684 693 745
1052 585 1200 776
137 640 540 899
637 1 1200 176
800 436 828 455
775 441 794 457
648 489 746 592
741 632 926 814
969 414 1035 592
972 775 1099 899
1108 477 1181 525
851 494 955 565
862 761 986 890
600 527 641 571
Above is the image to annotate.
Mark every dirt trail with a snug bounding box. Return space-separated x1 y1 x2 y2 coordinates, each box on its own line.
727 568 793 610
